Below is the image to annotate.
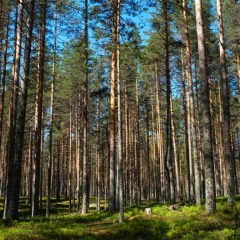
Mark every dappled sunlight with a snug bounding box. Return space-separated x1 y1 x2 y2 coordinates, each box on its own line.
0 196 240 239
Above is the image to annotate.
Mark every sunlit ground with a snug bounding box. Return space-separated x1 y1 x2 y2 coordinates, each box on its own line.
0 196 239 239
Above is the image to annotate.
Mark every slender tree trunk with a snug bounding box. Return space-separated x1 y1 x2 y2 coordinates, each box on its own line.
116 1 123 220
217 0 235 205
0 12 10 155
4 0 24 220
39 111 44 215
145 101 150 202
96 97 101 211
3 3 20 218
195 0 216 213
214 87 223 196
14 0 34 212
75 93 81 212
26 126 33 204
68 105 73 213
124 84 130 205
105 124 109 210
163 0 175 204
216 83 227 196
82 0 89 214
46 10 57 218
0 11 10 199
170 95 180 200
181 51 190 200
32 0 47 216
183 0 201 204
237 44 240 107
56 142 61 200
135 77 141 206
151 99 157 199
109 0 119 212
155 66 165 202
155 62 161 202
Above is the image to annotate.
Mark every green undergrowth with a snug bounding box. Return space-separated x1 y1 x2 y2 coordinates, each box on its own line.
0 196 240 239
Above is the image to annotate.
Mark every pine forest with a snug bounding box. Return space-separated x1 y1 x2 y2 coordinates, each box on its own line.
0 0 240 223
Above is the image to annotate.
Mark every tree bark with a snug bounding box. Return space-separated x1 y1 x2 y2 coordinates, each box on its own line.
155 63 162 202
4 0 24 220
124 83 130 205
195 0 216 213
68 105 73 213
27 126 33 204
136 77 141 206
183 0 201 204
46 9 57 218
75 93 81 212
163 0 175 204
115 0 123 222
180 50 190 201
145 100 151 202
56 142 61 200
155 65 165 202
0 11 10 156
237 45 240 107
96 97 101 211
82 0 89 214
32 0 47 217
217 0 235 205
109 0 119 212
170 95 180 200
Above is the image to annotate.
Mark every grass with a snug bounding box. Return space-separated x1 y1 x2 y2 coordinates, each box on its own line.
0 196 240 239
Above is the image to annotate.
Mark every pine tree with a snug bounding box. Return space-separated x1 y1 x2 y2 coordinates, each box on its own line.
82 0 89 214
195 0 216 213
217 0 236 206
182 0 201 204
109 0 120 212
32 0 47 217
4 0 35 220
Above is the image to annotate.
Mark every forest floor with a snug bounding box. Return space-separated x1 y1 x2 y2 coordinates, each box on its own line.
0 196 240 239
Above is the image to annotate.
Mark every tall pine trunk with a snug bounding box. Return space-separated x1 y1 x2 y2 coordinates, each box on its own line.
155 63 162 202
217 0 235 205
4 0 23 220
82 0 89 214
109 0 119 212
4 0 35 220
0 11 10 156
135 77 141 206
195 0 216 213
46 10 57 218
32 0 47 217
183 0 201 204
180 49 191 201
170 95 180 200
124 83 130 205
163 0 175 204
68 105 73 213
0 11 10 198
115 0 123 222
96 97 101 211
237 45 240 106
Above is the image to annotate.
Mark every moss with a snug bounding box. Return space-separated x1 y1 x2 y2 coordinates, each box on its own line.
0 196 239 239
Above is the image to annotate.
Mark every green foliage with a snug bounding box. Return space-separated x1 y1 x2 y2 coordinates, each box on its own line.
0 196 240 239
117 218 169 240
